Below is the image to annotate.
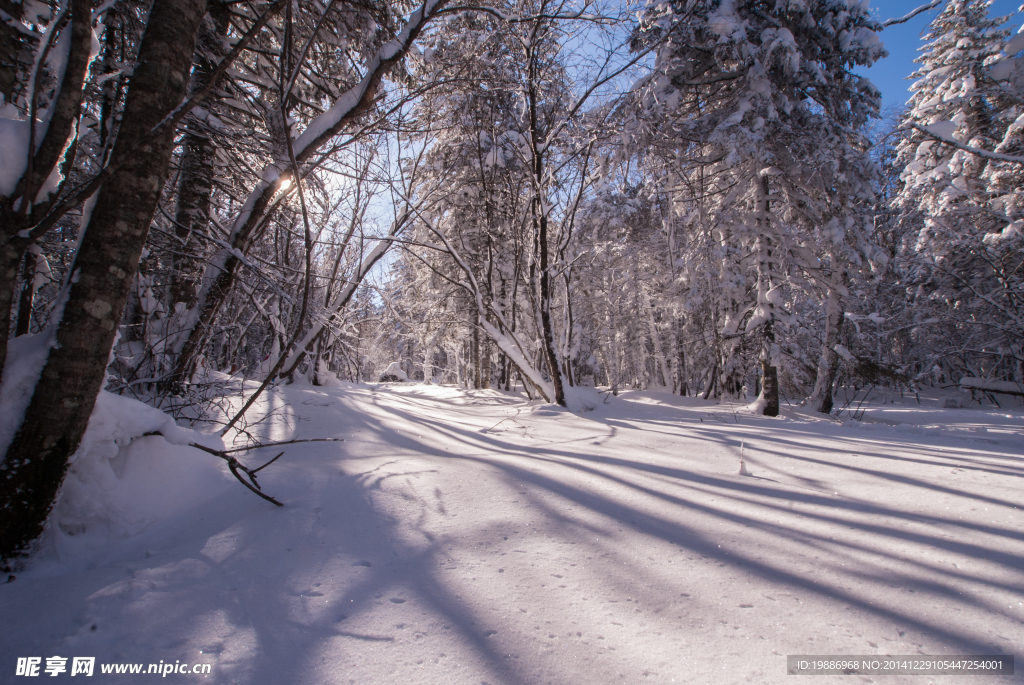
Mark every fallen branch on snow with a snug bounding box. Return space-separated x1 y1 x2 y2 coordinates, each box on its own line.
959 377 1024 397
140 434 346 506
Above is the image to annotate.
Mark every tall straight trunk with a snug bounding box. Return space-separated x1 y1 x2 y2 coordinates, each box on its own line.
646 294 671 388
525 47 565 406
0 0 20 102
0 0 208 563
479 330 491 389
702 361 718 400
560 273 575 387
472 324 481 389
674 319 687 396
535 199 565 406
604 310 621 395
809 263 845 414
0 240 21 382
14 248 37 337
755 175 779 416
171 4 230 309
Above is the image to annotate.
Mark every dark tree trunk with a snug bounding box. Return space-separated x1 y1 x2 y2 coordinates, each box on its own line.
97 10 122 153
0 0 209 564
759 320 780 419
0 0 21 102
677 326 688 396
756 176 779 417
537 210 565 406
14 248 37 337
480 329 491 389
0 242 21 375
171 3 230 309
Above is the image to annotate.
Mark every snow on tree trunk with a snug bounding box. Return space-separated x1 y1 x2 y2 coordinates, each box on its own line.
809 263 846 414
0 0 209 563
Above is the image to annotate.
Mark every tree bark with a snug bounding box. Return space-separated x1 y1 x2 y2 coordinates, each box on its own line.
755 175 779 416
0 243 22 376
171 3 230 309
14 247 37 337
536 209 565 405
0 0 21 102
810 266 845 414
0 0 209 563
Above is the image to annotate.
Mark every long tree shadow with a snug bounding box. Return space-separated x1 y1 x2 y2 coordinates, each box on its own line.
328 388 1024 656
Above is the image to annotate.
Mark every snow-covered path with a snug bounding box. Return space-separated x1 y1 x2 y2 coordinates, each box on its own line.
3 384 1022 684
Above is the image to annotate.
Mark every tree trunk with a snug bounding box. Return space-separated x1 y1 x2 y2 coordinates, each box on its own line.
535 200 565 405
761 351 779 415
0 0 208 564
14 247 37 337
170 4 230 309
809 269 845 414
0 241 22 375
646 294 671 388
0 0 21 102
472 323 481 389
675 319 688 395
755 175 779 417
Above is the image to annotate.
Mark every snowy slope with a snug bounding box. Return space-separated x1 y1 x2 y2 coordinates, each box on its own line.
2 383 1022 684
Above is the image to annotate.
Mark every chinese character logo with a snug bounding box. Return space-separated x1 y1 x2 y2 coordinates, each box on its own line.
71 658 95 676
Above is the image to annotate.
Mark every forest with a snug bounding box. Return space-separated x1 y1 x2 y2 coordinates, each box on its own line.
0 0 1022 567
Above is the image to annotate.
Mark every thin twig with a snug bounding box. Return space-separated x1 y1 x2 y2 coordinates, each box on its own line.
221 437 346 453
141 431 284 506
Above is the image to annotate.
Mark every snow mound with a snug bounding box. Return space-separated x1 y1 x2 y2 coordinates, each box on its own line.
379 361 410 382
563 385 606 413
52 392 231 559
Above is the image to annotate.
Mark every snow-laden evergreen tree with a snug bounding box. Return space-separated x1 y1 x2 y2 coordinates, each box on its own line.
633 0 887 413
895 0 1024 386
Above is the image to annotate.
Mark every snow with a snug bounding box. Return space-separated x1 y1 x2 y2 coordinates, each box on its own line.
707 0 745 41
380 361 410 381
0 330 54 456
54 392 230 557
960 377 1024 396
924 120 957 139
0 103 30 197
2 383 1022 683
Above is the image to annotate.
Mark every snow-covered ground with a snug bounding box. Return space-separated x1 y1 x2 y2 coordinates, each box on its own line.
2 383 1022 684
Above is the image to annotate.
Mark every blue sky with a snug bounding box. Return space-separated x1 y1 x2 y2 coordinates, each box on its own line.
858 0 1022 114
